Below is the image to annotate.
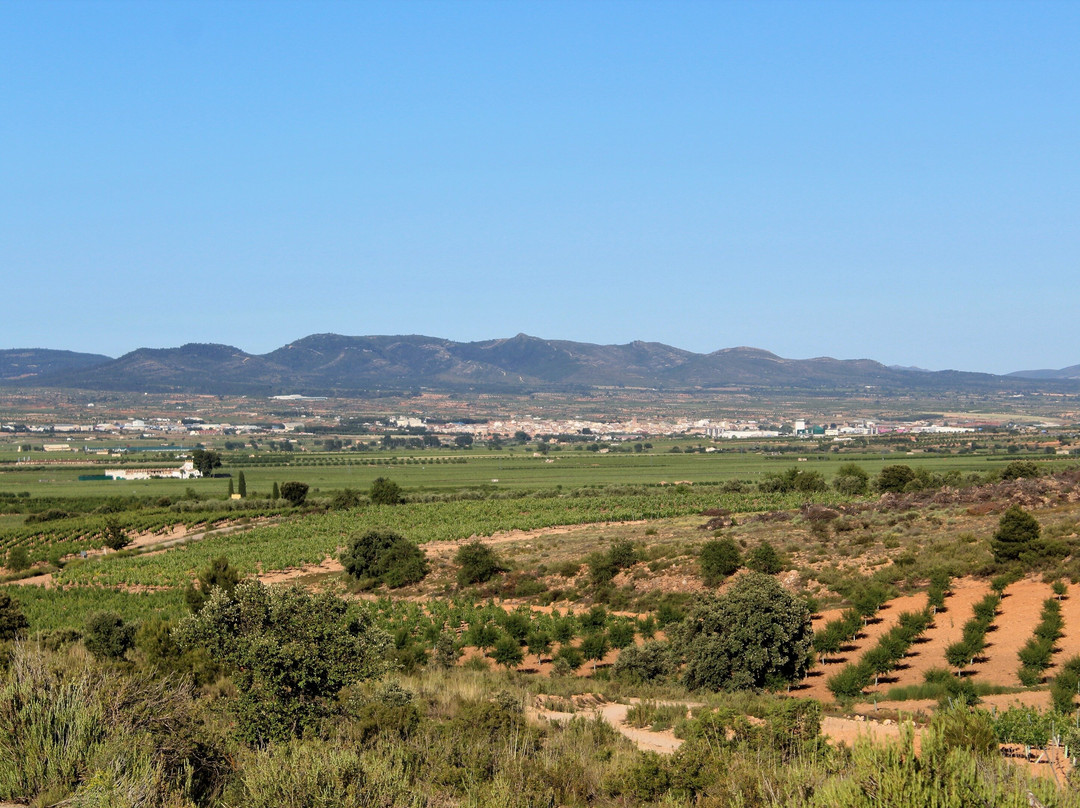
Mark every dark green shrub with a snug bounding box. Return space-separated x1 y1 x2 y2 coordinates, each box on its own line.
671 572 811 691
83 611 135 660
746 542 782 574
278 481 309 507
612 640 671 683
369 477 403 505
455 541 503 587
0 591 29 641
5 546 31 573
184 555 241 613
699 538 741 585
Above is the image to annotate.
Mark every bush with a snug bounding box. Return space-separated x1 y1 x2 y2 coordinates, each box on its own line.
833 463 869 495
83 611 135 660
175 581 390 744
5 546 31 573
184 555 241 613
369 477 403 505
876 464 916 493
612 640 671 683
340 529 428 588
699 538 741 586
278 481 309 507
455 541 503 587
746 542 783 574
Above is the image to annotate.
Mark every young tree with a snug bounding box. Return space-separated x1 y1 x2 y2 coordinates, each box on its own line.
340 529 428 588
279 481 309 507
832 463 870 495
5 546 31 573
271 481 280 501
746 542 783 574
227 478 234 497
369 477 403 505
526 630 552 667
670 571 812 691
876 464 916 494
489 634 524 670
581 632 610 673
101 517 130 551
992 505 1041 563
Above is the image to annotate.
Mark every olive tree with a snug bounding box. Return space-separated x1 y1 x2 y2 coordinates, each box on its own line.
670 571 812 691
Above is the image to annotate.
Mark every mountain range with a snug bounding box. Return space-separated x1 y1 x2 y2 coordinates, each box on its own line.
0 334 1077 396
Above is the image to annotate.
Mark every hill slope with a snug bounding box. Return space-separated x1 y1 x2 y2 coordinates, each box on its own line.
3 334 1076 396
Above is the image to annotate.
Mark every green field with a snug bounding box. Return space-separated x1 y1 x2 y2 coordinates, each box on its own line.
1 445 1072 500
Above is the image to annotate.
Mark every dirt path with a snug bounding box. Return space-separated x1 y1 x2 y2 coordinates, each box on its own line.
795 592 927 701
420 519 648 558
530 697 689 755
969 579 1051 687
533 695 919 757
1046 582 1080 677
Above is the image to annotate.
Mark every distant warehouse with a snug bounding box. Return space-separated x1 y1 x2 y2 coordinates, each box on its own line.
103 461 202 481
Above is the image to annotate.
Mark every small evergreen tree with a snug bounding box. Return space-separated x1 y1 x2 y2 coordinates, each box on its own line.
184 556 241 613
992 505 1040 562
271 481 280 501
227 478 234 497
237 471 247 497
101 517 130 551
5 546 31 572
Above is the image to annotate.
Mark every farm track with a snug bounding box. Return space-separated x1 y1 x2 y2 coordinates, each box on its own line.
1046 582 1080 678
969 579 1051 687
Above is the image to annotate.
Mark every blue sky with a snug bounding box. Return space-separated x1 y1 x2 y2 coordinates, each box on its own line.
2 1 1077 374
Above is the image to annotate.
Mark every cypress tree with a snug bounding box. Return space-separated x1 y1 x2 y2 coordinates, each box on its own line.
271 481 280 501
228 478 234 497
237 471 247 498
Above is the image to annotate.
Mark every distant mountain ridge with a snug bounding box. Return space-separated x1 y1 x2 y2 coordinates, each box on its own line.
1 335 1077 396
1009 364 1080 381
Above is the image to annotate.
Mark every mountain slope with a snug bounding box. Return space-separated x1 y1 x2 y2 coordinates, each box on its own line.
0 349 112 382
5 334 1077 396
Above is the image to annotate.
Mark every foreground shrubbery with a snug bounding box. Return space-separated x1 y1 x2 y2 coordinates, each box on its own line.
6 635 1080 807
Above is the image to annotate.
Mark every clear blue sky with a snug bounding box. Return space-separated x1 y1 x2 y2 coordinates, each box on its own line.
3 1 1077 374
